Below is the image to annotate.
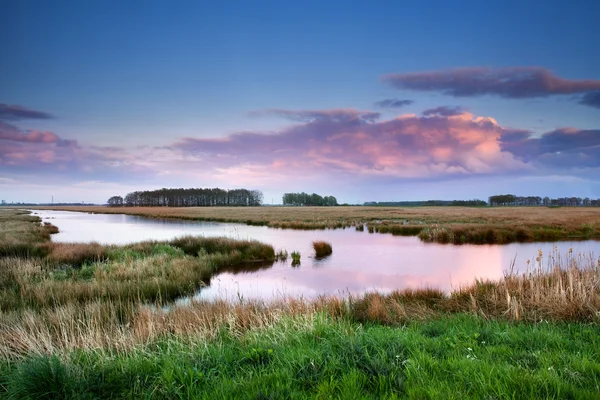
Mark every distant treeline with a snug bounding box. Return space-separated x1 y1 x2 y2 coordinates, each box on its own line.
108 188 263 207
282 192 338 206
363 200 487 207
0 202 96 206
489 194 600 207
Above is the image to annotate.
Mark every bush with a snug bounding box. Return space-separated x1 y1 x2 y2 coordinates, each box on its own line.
312 241 332 258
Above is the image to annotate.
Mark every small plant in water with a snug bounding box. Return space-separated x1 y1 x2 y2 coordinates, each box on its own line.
312 241 332 258
291 251 301 266
275 249 288 261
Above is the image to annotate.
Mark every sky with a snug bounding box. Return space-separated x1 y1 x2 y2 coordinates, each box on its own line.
1 0 600 204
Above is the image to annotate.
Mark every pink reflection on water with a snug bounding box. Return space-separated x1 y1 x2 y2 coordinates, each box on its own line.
34 209 600 302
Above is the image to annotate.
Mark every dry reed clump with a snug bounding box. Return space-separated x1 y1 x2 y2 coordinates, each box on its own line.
41 222 59 235
46 242 107 267
0 210 52 257
312 241 332 258
168 236 275 261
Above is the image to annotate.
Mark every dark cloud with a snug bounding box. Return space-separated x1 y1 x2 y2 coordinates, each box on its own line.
501 128 600 167
249 108 381 123
580 91 600 109
383 67 600 100
422 106 465 117
0 104 54 121
374 98 414 108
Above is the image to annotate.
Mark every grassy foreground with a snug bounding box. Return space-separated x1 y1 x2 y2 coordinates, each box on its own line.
31 205 600 244
2 314 599 399
1 209 600 398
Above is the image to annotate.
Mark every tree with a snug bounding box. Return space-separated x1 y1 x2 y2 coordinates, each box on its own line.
282 192 338 206
107 196 124 207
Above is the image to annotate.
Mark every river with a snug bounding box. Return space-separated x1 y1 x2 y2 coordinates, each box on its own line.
31 209 600 301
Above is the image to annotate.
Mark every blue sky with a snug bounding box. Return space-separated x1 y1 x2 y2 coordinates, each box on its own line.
1 0 600 203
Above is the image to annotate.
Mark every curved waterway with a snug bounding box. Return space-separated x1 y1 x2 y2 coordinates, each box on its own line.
31 209 600 301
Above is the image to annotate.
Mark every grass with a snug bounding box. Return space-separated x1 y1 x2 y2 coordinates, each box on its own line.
312 240 333 258
2 209 600 397
1 245 598 360
0 237 276 311
0 210 52 257
291 251 301 265
28 204 600 244
1 314 599 399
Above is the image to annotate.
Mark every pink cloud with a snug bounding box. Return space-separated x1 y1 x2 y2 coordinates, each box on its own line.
174 109 529 180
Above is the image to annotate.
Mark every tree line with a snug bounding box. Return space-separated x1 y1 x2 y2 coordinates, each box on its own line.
488 194 600 207
363 200 487 207
107 188 263 207
282 192 338 206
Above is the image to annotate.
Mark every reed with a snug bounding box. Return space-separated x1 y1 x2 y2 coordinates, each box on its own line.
0 248 597 359
291 251 301 265
312 241 332 258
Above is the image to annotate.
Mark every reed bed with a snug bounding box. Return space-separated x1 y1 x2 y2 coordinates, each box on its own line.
30 205 600 244
1 248 598 359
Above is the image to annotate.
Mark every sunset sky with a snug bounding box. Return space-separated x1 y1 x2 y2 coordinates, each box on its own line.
2 0 600 204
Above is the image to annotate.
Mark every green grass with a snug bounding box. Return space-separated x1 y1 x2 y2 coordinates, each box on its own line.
2 209 600 397
2 314 599 399
291 251 301 265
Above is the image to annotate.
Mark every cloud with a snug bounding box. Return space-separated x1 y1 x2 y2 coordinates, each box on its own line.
249 108 381 123
580 91 600 109
374 98 414 108
0 104 54 121
383 67 600 101
0 121 77 146
174 108 531 181
422 106 465 117
500 127 600 168
0 119 157 183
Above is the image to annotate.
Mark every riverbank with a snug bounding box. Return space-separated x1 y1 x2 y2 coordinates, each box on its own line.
28 205 600 244
1 209 599 398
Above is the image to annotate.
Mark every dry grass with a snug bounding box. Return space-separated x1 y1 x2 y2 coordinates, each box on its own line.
312 241 333 257
1 248 598 359
30 205 600 243
0 209 51 257
0 232 276 311
351 247 600 324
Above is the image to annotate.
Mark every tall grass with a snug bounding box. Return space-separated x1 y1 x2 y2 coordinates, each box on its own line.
0 234 277 311
312 241 333 257
0 210 52 257
1 248 598 359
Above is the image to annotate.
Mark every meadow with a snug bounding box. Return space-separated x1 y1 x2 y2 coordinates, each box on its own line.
31 205 600 244
1 209 599 398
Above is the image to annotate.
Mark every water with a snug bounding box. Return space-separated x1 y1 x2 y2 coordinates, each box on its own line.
31 209 600 301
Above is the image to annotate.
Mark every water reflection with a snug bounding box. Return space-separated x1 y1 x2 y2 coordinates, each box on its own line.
32 209 600 301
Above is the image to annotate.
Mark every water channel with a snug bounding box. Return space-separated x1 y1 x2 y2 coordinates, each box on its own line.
31 209 600 301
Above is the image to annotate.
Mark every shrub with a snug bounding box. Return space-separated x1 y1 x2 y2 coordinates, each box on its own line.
312 241 333 258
